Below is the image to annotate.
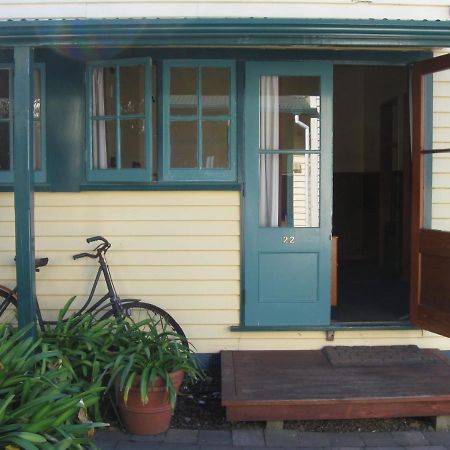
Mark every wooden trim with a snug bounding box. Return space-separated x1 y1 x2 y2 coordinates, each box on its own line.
410 59 424 326
331 236 338 306
225 398 450 421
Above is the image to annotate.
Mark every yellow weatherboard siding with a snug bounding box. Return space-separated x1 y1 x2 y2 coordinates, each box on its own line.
433 52 450 231
1 190 450 352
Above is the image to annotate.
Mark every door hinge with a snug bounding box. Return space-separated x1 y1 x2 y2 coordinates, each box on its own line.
326 330 335 341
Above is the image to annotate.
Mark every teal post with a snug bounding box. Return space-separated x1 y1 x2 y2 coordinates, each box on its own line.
13 46 36 336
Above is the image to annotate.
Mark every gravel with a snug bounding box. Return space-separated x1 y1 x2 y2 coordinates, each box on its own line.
170 378 435 432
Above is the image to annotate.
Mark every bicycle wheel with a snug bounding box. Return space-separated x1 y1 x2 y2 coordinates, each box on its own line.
0 287 18 327
100 300 188 347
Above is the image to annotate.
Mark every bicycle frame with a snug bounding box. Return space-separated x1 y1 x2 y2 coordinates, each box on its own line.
2 241 131 330
45 250 125 325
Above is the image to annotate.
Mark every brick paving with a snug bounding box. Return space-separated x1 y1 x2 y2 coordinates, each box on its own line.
94 429 450 450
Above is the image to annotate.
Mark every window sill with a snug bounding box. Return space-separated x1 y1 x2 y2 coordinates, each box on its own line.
0 184 51 192
230 321 415 332
79 182 242 191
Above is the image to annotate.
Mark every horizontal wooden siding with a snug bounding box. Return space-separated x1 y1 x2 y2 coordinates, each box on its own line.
1 191 450 352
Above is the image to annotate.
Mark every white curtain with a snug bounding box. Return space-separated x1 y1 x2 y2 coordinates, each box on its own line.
259 76 280 227
92 68 108 169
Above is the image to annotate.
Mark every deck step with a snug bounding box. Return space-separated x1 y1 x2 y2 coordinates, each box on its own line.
221 349 450 422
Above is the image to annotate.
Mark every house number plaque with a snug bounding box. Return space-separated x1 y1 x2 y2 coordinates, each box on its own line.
282 236 295 244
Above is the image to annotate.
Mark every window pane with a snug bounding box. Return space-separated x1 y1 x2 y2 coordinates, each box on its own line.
170 121 197 168
260 75 320 151
121 119 145 168
202 67 229 116
0 69 9 120
33 68 41 119
259 153 320 228
170 67 198 116
33 121 41 171
120 65 145 115
0 122 9 171
92 119 116 169
202 121 229 168
92 66 116 116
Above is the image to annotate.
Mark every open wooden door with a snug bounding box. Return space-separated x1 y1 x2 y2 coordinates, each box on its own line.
411 53 450 337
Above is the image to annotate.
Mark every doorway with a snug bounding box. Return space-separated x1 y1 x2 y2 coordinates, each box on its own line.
332 65 411 323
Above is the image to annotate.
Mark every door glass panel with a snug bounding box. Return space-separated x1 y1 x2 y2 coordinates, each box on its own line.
260 75 320 151
259 153 320 228
423 69 450 231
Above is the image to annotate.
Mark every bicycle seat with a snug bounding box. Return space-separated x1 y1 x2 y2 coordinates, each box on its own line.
35 258 49 269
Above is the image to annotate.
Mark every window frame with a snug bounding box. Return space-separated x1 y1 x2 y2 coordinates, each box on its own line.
86 57 152 183
162 60 237 182
0 63 46 184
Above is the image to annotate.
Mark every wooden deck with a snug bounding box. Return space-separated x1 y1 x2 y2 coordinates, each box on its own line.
221 349 450 422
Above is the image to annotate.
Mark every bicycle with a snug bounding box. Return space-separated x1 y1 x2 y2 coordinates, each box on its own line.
0 236 187 343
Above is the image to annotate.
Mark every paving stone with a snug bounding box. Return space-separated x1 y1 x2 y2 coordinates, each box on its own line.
360 432 397 447
198 430 233 446
165 429 199 444
329 447 363 450
265 429 299 447
160 445 200 450
115 441 160 450
423 432 450 446
93 442 118 450
232 429 265 447
392 432 429 446
129 433 166 442
330 434 364 447
404 447 447 450
298 432 332 447
365 447 404 450
94 431 129 442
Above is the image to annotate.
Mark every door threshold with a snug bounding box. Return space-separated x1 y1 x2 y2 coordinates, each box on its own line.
231 321 414 332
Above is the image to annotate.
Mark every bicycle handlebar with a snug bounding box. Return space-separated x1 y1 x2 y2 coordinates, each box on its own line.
87 236 109 245
73 252 98 260
73 236 111 260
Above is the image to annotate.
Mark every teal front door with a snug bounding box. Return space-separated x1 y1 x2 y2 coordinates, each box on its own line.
244 62 333 326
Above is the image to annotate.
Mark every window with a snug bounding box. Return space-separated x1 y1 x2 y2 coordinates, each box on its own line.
163 61 236 181
86 59 152 182
0 64 45 183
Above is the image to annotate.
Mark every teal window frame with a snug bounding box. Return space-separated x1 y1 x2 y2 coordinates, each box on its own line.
0 63 46 184
162 60 237 181
86 58 152 183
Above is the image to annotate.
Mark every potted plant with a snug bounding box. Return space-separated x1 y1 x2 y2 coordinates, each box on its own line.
108 318 203 435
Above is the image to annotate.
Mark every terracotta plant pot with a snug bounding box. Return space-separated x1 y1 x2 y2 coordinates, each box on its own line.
117 370 184 435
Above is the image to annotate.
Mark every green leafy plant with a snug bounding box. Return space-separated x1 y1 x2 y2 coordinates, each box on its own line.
42 298 117 421
0 324 107 450
108 318 203 408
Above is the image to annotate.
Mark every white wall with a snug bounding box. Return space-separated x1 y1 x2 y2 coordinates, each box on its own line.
0 0 449 20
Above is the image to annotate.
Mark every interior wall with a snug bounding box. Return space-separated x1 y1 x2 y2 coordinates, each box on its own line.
333 65 408 261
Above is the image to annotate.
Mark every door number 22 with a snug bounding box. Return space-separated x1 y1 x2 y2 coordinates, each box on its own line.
282 236 295 244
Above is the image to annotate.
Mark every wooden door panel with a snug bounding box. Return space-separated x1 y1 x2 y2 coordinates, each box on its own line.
411 53 450 338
